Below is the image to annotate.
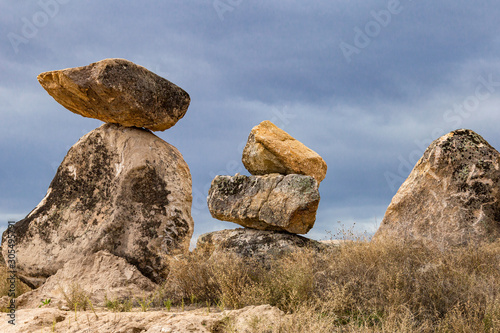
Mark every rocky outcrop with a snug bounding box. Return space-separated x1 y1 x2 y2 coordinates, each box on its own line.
2 124 193 285
242 120 327 183
208 174 320 234
196 228 326 262
37 58 190 131
15 251 157 309
0 305 285 333
374 129 500 246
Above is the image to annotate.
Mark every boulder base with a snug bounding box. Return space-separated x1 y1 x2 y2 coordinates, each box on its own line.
196 228 326 262
374 129 500 246
15 251 158 309
1 124 193 284
208 174 320 234
37 58 190 131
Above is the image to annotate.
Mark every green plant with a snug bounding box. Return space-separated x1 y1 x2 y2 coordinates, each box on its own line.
138 294 153 312
181 299 185 312
104 295 133 312
39 298 51 308
164 299 172 311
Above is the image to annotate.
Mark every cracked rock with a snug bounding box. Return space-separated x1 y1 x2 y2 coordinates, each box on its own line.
207 174 320 234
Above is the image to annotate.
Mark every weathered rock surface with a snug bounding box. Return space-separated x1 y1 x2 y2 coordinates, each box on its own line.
374 129 500 246
242 120 327 183
196 228 326 262
15 251 157 309
208 174 320 234
37 58 190 131
1 123 193 285
0 305 284 333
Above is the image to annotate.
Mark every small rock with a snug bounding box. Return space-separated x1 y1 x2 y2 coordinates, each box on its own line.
207 174 320 234
373 129 500 246
242 120 327 183
37 58 190 131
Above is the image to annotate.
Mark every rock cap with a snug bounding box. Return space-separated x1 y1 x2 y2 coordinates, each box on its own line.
37 58 190 131
242 120 327 182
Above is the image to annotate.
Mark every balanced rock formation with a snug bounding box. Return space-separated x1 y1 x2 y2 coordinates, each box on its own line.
15 251 157 309
38 58 190 131
242 120 327 183
208 174 320 234
374 129 500 246
196 228 326 262
1 124 193 286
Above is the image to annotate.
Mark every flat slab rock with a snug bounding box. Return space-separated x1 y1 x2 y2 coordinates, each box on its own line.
208 174 320 234
37 58 190 131
0 305 284 333
196 228 326 262
1 124 194 286
374 129 500 246
242 120 327 183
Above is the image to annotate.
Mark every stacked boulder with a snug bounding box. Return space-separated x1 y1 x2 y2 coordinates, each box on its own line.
200 120 327 258
1 59 194 304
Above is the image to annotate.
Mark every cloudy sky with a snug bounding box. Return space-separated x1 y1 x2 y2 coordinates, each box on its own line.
2 0 500 245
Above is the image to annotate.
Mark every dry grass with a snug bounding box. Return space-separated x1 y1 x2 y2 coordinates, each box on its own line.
160 238 500 332
0 265 31 298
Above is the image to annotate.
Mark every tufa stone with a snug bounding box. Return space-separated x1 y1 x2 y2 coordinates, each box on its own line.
1 123 194 285
37 58 190 131
207 174 320 234
15 251 157 309
196 228 326 263
373 129 500 247
242 120 327 183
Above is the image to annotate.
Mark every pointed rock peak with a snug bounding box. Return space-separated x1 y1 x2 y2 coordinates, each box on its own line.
374 128 500 247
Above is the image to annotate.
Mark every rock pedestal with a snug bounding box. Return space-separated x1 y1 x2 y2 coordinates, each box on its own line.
1 59 194 292
374 129 500 246
2 124 193 285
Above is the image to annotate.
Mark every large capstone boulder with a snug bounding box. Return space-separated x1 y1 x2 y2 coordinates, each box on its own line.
207 174 320 234
37 58 190 131
374 129 500 246
196 228 326 262
1 124 193 286
242 120 327 183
